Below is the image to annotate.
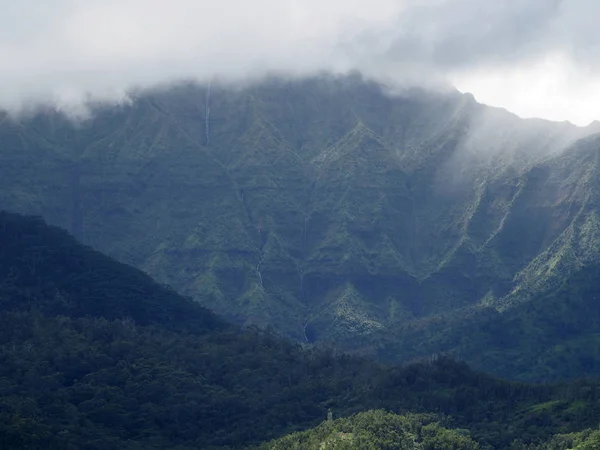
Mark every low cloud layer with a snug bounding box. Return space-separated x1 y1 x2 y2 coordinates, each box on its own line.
2 0 600 124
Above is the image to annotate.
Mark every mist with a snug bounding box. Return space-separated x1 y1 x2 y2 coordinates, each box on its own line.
3 0 600 124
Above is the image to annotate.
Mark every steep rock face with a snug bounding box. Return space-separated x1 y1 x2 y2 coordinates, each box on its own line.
1 73 599 363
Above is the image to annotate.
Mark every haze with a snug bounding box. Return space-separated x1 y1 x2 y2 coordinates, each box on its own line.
2 0 600 125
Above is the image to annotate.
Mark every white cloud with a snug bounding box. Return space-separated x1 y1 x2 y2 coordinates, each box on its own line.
452 53 600 126
2 0 600 124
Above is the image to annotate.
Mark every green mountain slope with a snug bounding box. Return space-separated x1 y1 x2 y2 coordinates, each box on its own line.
3 211 600 449
2 73 600 379
370 256 600 382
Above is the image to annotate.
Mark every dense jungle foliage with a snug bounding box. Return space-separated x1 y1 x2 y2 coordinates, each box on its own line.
2 211 600 449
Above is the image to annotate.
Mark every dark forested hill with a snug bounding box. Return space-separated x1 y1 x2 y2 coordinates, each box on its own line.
2 73 600 380
0 210 225 334
2 211 600 449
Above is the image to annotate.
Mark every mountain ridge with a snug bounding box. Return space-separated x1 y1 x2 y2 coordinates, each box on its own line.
2 73 600 379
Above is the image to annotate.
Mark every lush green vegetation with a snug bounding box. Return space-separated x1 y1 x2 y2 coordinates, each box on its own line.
354 259 600 381
2 74 600 382
0 211 225 335
259 410 481 449
531 429 600 450
262 410 600 450
2 211 600 449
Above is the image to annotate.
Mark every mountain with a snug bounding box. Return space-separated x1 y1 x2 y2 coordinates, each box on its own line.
2 211 600 449
2 73 600 380
0 210 225 334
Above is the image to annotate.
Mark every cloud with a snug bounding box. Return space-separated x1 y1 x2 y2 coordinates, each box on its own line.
2 0 600 124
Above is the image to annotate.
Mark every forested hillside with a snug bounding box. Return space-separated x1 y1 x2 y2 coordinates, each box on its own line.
259 410 481 449
2 74 600 380
2 212 600 449
262 410 600 450
351 256 600 382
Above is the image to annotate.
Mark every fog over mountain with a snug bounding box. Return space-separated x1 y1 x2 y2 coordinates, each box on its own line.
3 0 600 124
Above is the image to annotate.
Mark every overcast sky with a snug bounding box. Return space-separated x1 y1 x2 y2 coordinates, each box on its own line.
2 0 600 125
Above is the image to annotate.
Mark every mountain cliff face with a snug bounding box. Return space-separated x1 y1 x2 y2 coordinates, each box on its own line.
2 73 600 379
